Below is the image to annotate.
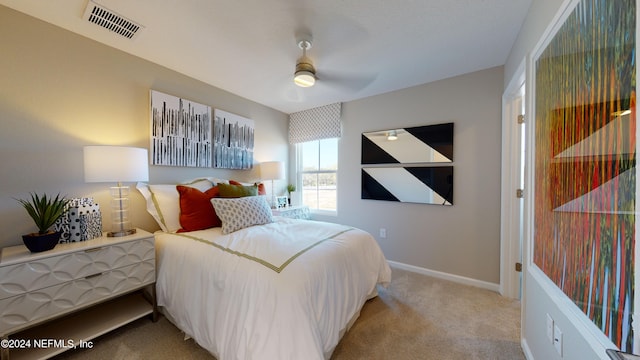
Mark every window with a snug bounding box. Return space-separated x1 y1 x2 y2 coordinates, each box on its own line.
297 138 338 213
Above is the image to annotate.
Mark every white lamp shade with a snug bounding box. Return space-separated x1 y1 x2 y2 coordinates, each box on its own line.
260 161 285 180
84 146 149 183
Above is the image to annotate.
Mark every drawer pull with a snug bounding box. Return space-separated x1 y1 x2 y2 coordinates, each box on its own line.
84 247 104 253
85 272 103 279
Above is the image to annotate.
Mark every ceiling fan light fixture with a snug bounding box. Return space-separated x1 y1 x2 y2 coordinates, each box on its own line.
294 39 316 87
294 70 315 87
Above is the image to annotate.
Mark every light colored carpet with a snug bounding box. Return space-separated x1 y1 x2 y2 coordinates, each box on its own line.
54 267 523 360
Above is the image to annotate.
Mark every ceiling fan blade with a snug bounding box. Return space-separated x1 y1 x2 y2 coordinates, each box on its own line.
316 71 378 92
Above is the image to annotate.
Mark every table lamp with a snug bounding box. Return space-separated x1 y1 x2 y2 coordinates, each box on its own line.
260 161 285 208
84 146 149 237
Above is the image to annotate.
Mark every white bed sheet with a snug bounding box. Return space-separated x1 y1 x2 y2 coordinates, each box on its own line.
155 217 391 360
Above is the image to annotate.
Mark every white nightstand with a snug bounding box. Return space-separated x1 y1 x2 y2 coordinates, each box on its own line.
272 205 310 220
0 229 156 360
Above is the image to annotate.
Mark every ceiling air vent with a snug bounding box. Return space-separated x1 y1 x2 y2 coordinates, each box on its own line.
82 1 144 40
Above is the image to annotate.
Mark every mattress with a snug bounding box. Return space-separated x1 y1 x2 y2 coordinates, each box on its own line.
155 217 391 360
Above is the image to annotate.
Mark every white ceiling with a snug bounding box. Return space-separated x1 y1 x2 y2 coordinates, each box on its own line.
1 0 531 114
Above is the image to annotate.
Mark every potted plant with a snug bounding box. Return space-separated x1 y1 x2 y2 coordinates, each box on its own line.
15 192 70 252
286 184 296 206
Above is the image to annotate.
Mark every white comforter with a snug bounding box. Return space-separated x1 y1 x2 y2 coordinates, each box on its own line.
155 217 391 360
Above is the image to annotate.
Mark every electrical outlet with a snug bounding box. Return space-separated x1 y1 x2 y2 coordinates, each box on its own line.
379 228 387 238
553 324 563 356
546 314 554 343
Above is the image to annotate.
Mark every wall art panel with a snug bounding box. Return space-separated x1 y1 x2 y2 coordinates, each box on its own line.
361 166 453 205
150 90 212 167
361 123 453 164
532 0 636 350
213 109 254 169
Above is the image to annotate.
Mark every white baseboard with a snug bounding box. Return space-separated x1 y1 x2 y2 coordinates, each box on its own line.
521 338 534 360
387 260 500 293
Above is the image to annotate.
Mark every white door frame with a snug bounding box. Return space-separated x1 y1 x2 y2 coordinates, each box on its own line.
500 60 526 299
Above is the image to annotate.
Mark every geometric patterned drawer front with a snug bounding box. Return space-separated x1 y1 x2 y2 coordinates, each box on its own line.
0 260 155 335
0 238 154 300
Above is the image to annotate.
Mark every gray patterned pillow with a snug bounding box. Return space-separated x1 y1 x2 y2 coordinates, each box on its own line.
210 196 273 234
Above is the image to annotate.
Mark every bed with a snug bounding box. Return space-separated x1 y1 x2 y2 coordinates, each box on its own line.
137 179 392 360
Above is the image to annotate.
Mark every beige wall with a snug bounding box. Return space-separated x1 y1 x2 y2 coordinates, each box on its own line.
315 67 504 285
0 6 288 248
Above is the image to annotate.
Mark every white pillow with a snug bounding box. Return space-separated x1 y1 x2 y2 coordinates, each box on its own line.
206 178 230 186
210 196 273 234
136 178 213 232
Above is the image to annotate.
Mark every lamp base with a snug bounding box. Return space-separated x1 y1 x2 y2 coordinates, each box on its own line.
108 184 135 238
107 228 137 237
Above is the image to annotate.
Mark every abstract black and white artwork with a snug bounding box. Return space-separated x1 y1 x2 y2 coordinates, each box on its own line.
150 90 212 167
361 123 453 164
362 166 453 205
361 122 454 205
213 109 255 169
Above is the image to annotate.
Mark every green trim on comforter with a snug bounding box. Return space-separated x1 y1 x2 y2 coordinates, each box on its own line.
175 228 354 273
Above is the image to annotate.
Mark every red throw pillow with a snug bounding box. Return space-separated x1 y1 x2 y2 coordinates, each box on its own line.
176 185 221 232
229 180 266 195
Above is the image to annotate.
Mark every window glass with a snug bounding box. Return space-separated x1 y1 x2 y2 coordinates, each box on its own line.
298 138 338 212
319 138 338 171
301 141 319 171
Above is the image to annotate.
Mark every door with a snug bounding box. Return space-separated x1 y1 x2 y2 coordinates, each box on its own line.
500 66 526 299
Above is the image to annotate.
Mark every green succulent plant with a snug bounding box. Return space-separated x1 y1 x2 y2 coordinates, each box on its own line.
16 193 70 235
286 184 296 194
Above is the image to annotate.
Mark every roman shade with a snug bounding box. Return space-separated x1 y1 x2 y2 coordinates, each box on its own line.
288 103 342 144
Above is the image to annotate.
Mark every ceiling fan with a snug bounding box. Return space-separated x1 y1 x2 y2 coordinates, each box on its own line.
294 39 316 87
289 34 378 94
